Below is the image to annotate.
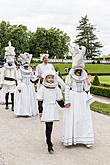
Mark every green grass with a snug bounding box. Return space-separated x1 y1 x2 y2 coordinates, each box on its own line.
90 101 110 115
99 76 110 85
92 76 110 85
53 64 110 74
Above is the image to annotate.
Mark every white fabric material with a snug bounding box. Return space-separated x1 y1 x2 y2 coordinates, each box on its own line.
70 44 86 68
36 85 63 122
0 68 5 103
14 67 38 116
5 41 15 63
36 63 55 77
62 75 94 146
1 64 17 93
19 53 32 65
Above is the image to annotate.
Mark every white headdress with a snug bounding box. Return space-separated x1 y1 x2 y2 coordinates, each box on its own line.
5 41 16 63
19 52 32 65
70 44 86 69
69 44 87 80
40 53 49 61
42 70 57 88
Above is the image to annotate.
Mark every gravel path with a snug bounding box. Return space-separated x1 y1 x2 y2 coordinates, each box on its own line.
0 105 110 165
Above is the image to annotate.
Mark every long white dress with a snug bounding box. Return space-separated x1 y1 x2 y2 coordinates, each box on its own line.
14 67 38 116
62 74 94 146
0 67 5 104
36 85 63 122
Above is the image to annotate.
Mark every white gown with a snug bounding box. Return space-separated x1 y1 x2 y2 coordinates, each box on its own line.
36 85 62 122
14 67 38 116
0 67 5 104
62 75 94 146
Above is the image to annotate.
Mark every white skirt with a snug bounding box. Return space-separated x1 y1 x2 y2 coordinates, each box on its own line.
41 103 60 122
2 84 16 93
0 89 5 104
62 90 94 146
14 83 38 116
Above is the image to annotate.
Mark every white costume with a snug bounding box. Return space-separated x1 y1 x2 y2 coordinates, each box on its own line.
0 67 5 104
1 41 17 94
14 53 38 116
62 44 94 146
36 54 65 91
36 70 63 122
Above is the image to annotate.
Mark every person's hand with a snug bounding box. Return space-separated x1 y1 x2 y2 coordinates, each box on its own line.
39 113 42 119
65 103 71 108
87 75 92 84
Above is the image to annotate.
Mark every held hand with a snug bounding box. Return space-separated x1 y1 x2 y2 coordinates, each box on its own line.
87 75 92 84
65 103 71 108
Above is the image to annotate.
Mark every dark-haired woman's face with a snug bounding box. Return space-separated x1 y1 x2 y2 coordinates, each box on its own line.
75 70 82 76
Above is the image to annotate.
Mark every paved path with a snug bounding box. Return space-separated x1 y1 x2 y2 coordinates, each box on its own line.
92 95 110 104
0 105 110 165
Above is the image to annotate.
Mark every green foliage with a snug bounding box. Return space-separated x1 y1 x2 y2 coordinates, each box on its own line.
75 15 103 58
0 21 11 55
90 101 110 115
0 21 70 58
29 27 70 58
9 24 29 55
90 85 110 97
92 74 100 86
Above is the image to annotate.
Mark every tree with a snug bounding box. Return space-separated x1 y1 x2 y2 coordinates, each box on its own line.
92 74 100 86
29 27 70 58
9 25 29 55
0 21 11 55
75 15 103 59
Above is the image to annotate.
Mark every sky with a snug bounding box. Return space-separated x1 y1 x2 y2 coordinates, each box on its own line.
0 0 110 55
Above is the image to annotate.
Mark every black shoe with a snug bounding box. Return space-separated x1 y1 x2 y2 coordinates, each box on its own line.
48 146 54 154
5 106 9 110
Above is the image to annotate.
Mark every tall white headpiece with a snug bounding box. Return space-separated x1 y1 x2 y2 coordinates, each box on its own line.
19 52 32 65
69 44 86 69
5 41 16 63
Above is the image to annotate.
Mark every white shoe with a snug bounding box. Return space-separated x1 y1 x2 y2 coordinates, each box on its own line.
86 144 92 148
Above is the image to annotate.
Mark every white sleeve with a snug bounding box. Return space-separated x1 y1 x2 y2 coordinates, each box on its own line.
56 87 63 101
0 68 4 85
65 75 71 104
57 75 65 91
16 70 22 89
36 86 44 100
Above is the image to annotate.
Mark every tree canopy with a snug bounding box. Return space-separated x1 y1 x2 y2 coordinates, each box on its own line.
75 15 103 59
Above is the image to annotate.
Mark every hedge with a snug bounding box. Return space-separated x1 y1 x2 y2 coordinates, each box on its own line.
90 85 110 98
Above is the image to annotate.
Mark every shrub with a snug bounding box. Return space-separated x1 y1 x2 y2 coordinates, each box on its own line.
90 85 110 98
92 74 100 86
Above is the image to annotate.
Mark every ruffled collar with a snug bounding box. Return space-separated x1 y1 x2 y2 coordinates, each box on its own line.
69 68 87 81
4 63 16 69
20 66 32 74
43 81 57 89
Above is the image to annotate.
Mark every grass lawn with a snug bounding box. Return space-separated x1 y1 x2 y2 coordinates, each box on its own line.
90 101 110 115
99 76 110 85
53 63 110 74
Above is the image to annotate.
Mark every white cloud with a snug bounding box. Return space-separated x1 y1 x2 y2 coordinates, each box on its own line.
0 0 110 54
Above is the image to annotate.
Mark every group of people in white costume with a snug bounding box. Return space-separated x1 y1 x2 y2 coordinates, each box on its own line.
36 45 94 153
0 42 94 154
